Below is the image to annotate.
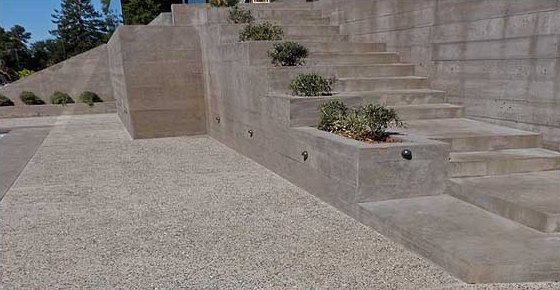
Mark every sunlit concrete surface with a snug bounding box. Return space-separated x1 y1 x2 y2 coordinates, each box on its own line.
1 114 559 289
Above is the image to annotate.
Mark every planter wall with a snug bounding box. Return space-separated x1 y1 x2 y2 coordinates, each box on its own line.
177 5 451 217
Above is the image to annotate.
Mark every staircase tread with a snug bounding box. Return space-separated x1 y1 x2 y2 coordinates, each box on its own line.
402 118 540 138
343 88 446 94
391 103 463 109
359 194 560 269
451 148 560 162
311 52 398 56
451 171 560 215
338 76 427 80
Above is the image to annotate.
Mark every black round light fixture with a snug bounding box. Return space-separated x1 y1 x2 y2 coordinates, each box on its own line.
248 129 254 138
302 151 309 161
401 149 413 160
215 117 221 124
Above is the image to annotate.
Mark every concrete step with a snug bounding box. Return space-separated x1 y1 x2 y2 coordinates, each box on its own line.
286 34 348 42
392 103 465 121
267 64 417 92
336 76 428 92
402 118 541 152
267 17 331 26
450 148 560 178
273 92 453 128
298 42 386 53
347 89 447 106
334 64 414 78
281 25 340 37
309 52 400 65
247 8 322 20
450 171 560 233
358 194 560 283
219 24 346 43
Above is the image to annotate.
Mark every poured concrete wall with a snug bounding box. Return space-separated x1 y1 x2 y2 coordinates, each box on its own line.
0 45 114 105
170 4 449 217
107 25 207 139
317 0 560 148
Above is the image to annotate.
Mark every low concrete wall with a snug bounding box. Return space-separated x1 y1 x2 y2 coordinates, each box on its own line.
316 0 560 148
0 45 114 105
0 102 117 119
107 25 207 139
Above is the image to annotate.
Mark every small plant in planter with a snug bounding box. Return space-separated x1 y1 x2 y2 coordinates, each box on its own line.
239 22 283 41
20 91 45 105
229 5 254 24
318 100 404 143
0 94 14 106
79 91 103 106
290 73 335 96
269 41 309 66
50 91 74 106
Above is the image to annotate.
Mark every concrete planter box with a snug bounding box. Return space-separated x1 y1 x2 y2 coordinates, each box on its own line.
0 102 117 119
293 127 450 205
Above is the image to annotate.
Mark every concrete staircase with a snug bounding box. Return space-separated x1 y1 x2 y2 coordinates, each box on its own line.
239 0 560 283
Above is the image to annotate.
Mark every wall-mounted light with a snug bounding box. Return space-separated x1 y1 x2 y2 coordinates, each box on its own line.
302 151 309 161
401 149 413 160
248 129 254 138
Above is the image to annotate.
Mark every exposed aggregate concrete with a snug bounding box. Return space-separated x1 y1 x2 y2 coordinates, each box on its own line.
1 114 559 289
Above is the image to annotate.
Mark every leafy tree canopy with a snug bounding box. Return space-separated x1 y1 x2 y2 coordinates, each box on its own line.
50 0 107 58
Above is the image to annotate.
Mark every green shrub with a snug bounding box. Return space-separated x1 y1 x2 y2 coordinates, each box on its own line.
269 41 309 66
49 91 74 105
229 5 254 24
79 91 103 106
0 94 14 106
17 69 34 79
209 0 238 7
239 22 283 41
19 91 45 105
318 100 404 142
317 99 347 132
290 73 334 96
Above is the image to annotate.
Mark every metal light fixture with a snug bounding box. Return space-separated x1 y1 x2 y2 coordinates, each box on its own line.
401 149 413 160
302 151 309 161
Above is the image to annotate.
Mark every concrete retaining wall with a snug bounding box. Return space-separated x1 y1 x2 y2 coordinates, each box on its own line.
171 4 449 217
107 25 207 139
0 45 114 105
316 0 560 148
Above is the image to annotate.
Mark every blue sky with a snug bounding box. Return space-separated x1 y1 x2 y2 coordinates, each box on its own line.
0 0 122 43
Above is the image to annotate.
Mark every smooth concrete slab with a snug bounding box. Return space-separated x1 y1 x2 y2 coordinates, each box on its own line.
358 195 560 283
0 126 51 200
450 171 560 233
402 118 541 152
450 148 560 177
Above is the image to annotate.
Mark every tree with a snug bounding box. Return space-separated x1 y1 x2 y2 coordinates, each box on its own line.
0 25 32 73
50 0 106 59
121 0 183 25
122 0 162 25
28 39 66 70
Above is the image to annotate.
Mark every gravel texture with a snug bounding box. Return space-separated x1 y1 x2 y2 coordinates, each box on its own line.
1 114 559 289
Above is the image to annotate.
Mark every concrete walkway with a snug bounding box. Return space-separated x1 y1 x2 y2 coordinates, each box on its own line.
0 114 559 289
